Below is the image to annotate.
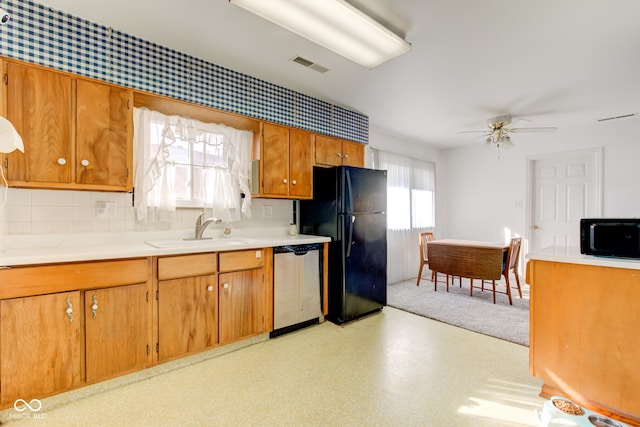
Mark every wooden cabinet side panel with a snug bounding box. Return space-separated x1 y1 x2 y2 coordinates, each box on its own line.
76 80 132 189
158 275 218 362
219 269 265 344
314 135 342 166
0 292 82 406
84 283 148 383
262 247 274 332
288 129 313 198
262 123 289 195
530 261 640 415
6 62 72 184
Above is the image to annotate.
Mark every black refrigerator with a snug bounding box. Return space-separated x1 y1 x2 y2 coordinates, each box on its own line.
299 166 387 324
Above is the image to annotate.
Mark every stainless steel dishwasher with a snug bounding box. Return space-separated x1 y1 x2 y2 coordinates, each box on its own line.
271 243 323 337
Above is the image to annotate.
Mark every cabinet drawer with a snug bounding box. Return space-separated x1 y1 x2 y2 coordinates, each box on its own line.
219 250 264 272
158 253 217 280
0 259 149 299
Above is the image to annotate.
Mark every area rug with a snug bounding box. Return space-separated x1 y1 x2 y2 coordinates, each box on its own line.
387 276 530 346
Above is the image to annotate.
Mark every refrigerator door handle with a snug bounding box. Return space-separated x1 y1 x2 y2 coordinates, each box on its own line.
346 214 355 258
345 169 353 213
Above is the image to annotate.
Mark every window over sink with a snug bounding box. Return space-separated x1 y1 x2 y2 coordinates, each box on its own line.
133 108 253 224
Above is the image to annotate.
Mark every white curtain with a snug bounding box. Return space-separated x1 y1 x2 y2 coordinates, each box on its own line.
378 151 435 284
133 107 253 223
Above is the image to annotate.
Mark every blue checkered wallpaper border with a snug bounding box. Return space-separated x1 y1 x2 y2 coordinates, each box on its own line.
0 0 368 144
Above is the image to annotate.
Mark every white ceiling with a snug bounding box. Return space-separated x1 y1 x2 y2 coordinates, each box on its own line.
36 0 640 149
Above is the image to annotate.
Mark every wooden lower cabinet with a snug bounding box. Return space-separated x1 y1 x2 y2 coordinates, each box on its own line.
528 260 640 425
219 269 265 344
0 250 271 408
84 283 149 383
158 275 218 362
0 291 82 407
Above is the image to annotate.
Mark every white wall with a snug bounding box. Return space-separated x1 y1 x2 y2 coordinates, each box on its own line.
440 118 640 256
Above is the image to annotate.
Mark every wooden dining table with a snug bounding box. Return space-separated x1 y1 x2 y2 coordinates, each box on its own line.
426 239 508 283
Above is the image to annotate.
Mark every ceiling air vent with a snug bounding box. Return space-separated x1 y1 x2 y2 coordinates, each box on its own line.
291 56 329 73
597 113 636 122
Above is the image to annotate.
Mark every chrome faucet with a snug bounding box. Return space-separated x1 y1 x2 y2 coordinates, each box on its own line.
191 212 222 240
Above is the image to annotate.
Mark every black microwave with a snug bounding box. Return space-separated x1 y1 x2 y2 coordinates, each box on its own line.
580 218 640 258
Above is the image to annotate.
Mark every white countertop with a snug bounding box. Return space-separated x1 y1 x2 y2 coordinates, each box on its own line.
527 245 640 270
0 228 331 267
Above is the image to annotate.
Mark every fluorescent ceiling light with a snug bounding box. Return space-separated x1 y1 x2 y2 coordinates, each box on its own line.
230 0 412 69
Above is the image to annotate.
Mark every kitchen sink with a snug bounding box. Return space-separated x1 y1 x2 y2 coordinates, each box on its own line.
145 237 262 249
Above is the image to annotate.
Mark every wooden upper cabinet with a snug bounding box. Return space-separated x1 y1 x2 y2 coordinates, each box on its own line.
5 61 73 184
289 128 313 197
76 79 133 190
342 140 365 167
3 59 133 191
262 122 290 196
315 135 364 167
258 122 313 199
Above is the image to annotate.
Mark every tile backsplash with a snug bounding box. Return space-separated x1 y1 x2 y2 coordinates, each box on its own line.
6 188 294 235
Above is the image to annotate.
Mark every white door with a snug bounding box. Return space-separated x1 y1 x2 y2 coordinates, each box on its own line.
529 149 602 251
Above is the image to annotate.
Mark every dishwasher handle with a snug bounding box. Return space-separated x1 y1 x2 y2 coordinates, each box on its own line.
274 244 322 256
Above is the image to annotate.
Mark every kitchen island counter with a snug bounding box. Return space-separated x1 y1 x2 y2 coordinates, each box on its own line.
527 244 640 270
526 245 640 426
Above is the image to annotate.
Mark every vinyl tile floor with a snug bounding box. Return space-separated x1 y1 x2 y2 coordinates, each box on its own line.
2 307 545 427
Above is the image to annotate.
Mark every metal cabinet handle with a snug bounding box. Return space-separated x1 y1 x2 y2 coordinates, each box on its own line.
344 154 349 159
66 297 74 322
80 159 90 167
91 295 98 318
336 153 343 157
57 158 67 166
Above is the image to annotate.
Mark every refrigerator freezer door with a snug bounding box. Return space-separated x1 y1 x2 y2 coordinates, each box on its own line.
342 167 387 214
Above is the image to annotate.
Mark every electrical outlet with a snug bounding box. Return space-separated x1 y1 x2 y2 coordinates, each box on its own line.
96 201 115 219
263 205 273 217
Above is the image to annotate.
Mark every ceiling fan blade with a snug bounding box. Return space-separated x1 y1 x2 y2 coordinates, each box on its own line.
456 130 488 134
509 127 557 133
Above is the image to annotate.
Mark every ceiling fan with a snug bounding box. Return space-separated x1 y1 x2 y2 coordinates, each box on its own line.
457 115 557 150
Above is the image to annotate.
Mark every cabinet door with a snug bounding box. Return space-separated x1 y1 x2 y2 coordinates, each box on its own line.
288 129 313 198
219 269 264 344
314 135 343 166
262 123 289 196
342 140 365 167
5 62 72 184
76 79 133 189
158 275 218 362
85 283 148 383
0 292 82 406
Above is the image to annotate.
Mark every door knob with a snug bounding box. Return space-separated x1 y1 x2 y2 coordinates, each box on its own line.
531 224 540 230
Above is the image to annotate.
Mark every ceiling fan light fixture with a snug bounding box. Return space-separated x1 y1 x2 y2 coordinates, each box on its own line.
229 0 412 68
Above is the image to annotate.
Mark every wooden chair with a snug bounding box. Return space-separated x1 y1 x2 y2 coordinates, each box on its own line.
416 231 434 287
473 237 523 304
